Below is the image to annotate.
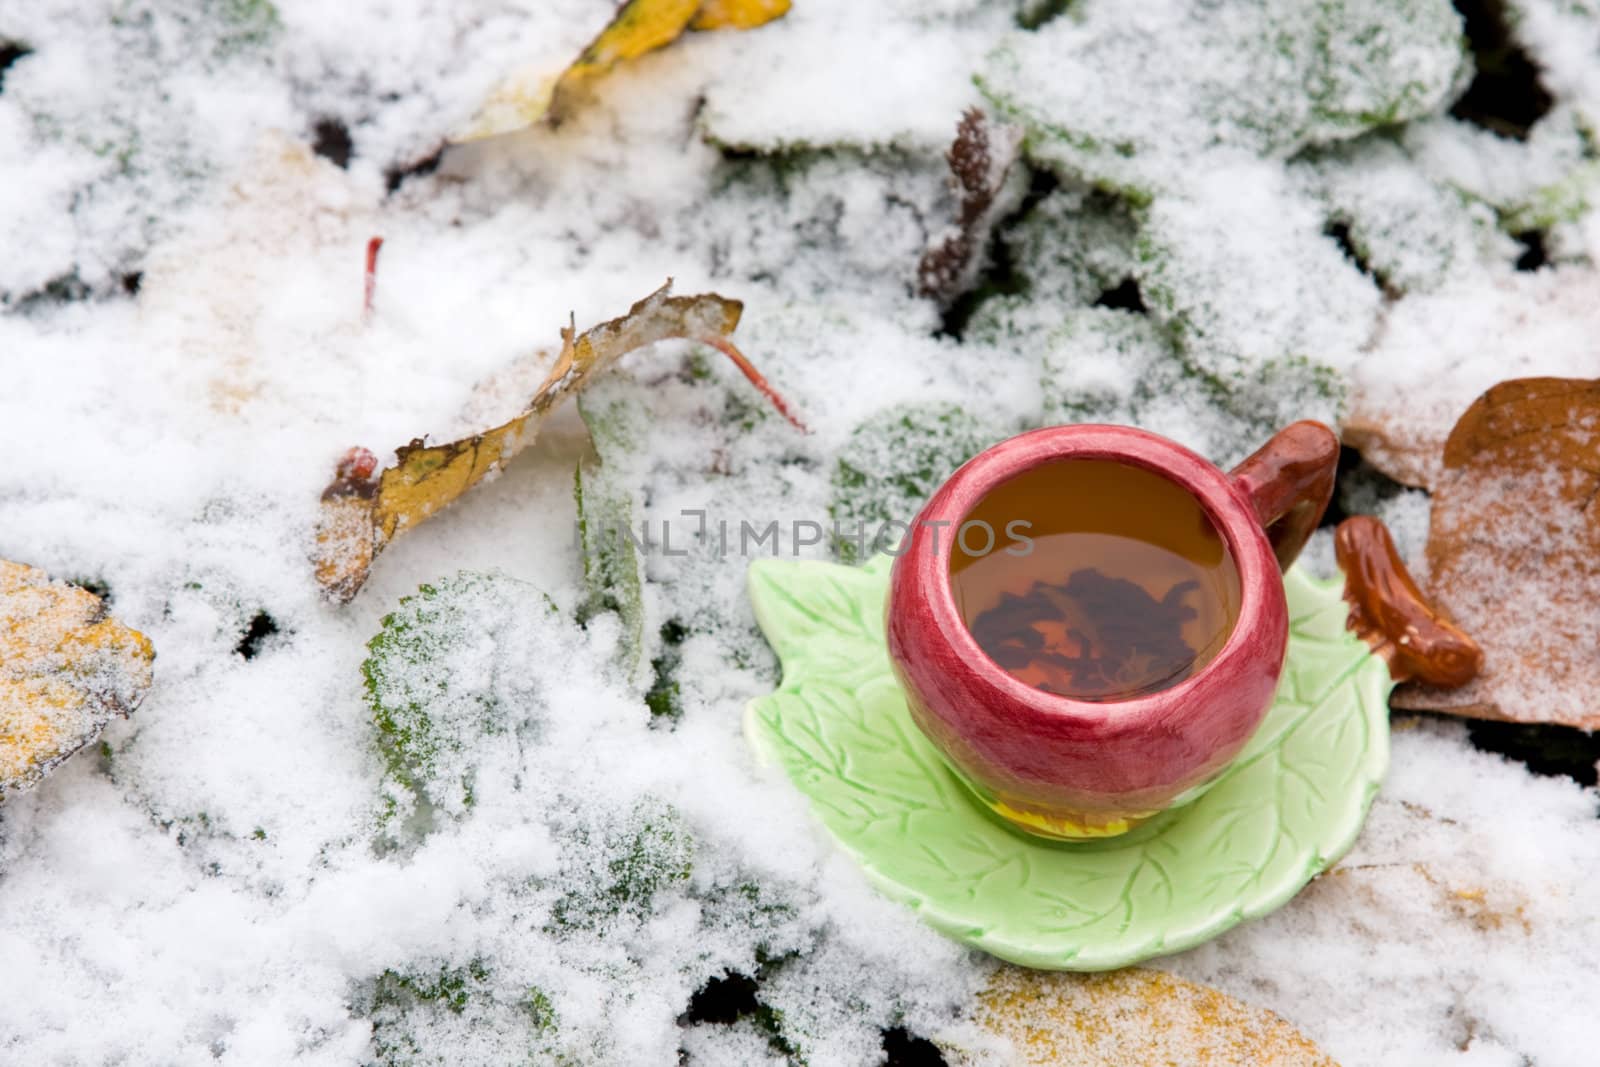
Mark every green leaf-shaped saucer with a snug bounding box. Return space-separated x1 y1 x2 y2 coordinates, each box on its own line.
745 556 1391 971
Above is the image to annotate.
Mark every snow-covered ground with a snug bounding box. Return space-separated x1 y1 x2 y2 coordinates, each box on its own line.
2 1 1598 1063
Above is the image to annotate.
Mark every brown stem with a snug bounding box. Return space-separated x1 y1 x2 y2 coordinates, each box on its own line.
1335 516 1482 687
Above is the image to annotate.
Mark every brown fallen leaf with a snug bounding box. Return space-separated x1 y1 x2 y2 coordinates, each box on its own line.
918 108 1022 305
1391 377 1600 728
1 561 155 799
1339 410 1437 491
313 280 801 603
1343 271 1600 489
456 0 791 141
951 967 1336 1067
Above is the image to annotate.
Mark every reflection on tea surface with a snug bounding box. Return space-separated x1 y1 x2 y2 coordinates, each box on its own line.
949 460 1241 702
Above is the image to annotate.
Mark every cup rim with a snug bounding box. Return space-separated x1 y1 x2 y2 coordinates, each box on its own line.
896 423 1284 738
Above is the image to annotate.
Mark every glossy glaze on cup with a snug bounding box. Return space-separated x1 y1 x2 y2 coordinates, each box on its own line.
885 425 1330 840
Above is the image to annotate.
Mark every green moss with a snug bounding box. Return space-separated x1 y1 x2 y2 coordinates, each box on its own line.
609 818 692 904
549 798 695 930
644 620 687 721
682 348 715 382
374 960 487 1016
212 0 281 57
710 143 858 196
1016 0 1077 31
575 398 646 672
525 987 558 1034
367 960 503 1066
980 0 1467 194
830 404 1002 562
1502 160 1600 231
362 571 552 816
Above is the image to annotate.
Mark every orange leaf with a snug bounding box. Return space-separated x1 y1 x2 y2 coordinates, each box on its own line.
1 560 155 798
955 967 1337 1067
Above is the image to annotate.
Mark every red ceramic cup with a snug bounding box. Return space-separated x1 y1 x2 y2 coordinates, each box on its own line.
885 422 1339 840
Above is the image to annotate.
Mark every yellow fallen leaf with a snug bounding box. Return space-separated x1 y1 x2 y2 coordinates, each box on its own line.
313 281 776 603
955 967 1337 1067
1 560 155 799
691 0 792 30
456 0 790 141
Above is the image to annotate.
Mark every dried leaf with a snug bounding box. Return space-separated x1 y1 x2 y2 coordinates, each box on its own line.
456 0 790 141
138 133 372 416
1 561 155 799
690 0 791 30
1342 272 1600 489
953 967 1336 1067
1392 377 1600 727
918 108 1022 304
313 282 754 603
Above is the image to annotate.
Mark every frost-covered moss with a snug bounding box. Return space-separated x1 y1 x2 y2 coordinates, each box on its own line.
974 1 1456 405
211 0 281 58
962 182 1144 340
363 571 557 819
1295 136 1518 291
1132 161 1377 391
643 619 687 722
830 403 1006 561
573 396 645 673
353 791 831 1065
980 0 1468 193
702 147 951 306
548 797 695 931
962 163 1354 449
364 959 568 1066
1036 308 1184 422
1502 158 1600 231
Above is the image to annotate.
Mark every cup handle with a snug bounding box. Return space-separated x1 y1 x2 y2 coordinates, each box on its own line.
1227 420 1340 572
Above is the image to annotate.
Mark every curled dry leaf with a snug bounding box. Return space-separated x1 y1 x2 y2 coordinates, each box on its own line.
917 107 1022 305
314 281 799 603
1391 377 1600 728
1 561 155 799
950 967 1336 1067
456 0 791 141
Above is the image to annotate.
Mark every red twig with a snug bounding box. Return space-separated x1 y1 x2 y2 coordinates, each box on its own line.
363 236 384 323
700 335 808 433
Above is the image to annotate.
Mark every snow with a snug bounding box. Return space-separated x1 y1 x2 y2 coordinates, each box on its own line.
1349 269 1600 487
2 0 1598 1063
